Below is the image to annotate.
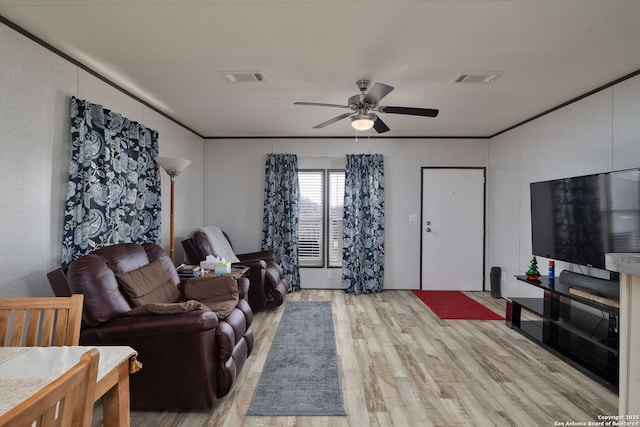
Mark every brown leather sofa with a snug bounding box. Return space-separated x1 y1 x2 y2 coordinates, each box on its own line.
182 230 288 312
47 242 254 410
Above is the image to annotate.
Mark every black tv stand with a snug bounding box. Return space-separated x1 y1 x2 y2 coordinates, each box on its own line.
507 275 619 392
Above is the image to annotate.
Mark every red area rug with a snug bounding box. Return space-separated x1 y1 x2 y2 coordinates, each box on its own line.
412 290 505 320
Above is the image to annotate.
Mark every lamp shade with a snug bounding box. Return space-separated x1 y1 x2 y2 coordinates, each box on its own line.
157 157 191 178
351 114 374 131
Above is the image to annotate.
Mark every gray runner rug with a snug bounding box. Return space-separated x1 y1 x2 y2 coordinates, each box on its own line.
246 301 346 416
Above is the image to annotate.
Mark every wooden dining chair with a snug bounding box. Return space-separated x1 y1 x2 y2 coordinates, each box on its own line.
0 294 84 347
0 348 99 427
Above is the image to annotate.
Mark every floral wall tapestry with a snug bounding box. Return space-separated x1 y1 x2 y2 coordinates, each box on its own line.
262 153 301 292
61 97 161 266
342 154 385 294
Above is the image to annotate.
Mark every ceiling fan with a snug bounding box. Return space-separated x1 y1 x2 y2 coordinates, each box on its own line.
294 80 438 133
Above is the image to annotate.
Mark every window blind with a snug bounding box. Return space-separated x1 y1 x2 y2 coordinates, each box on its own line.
298 171 324 266
328 171 345 267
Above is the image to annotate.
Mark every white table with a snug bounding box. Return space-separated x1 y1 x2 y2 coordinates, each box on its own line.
0 346 137 427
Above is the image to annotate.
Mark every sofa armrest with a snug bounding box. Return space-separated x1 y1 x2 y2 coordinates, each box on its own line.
47 268 72 297
86 310 218 341
237 250 276 262
237 277 249 301
233 258 267 270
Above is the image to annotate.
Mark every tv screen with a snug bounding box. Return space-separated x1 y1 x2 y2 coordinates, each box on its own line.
530 168 640 269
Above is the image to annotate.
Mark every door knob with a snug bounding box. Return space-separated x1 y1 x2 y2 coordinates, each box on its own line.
426 227 432 232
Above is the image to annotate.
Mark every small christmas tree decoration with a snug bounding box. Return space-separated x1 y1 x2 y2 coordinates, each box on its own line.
526 256 541 283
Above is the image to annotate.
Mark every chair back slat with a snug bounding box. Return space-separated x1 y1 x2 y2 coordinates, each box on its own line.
9 310 28 346
53 309 70 346
39 308 57 346
25 309 42 346
0 311 7 345
0 295 84 347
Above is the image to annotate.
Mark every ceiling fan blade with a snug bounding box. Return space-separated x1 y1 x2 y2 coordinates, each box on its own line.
363 83 394 105
294 102 350 109
373 116 390 133
378 106 439 117
313 112 353 129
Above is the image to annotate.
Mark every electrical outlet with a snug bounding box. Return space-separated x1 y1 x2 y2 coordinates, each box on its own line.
501 272 506 282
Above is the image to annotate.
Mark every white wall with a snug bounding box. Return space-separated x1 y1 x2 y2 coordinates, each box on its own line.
487 74 640 298
0 23 204 297
205 137 489 289
3 18 637 297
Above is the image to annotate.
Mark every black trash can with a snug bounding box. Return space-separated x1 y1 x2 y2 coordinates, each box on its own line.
490 266 501 298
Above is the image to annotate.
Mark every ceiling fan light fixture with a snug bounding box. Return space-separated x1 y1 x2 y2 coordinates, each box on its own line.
351 114 374 131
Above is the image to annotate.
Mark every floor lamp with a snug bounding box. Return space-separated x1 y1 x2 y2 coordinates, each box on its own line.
157 157 191 263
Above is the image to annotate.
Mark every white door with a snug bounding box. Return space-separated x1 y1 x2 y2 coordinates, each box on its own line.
421 168 484 291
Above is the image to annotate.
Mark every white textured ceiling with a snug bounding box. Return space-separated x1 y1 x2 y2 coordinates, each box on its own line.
1 0 640 138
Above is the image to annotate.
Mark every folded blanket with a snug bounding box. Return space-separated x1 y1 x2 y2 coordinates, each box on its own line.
192 226 241 263
127 300 210 316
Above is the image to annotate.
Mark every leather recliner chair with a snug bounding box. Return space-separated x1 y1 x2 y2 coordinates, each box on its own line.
47 242 254 410
182 229 288 312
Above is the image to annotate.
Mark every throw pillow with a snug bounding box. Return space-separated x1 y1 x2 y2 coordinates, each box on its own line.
184 274 239 318
116 260 180 307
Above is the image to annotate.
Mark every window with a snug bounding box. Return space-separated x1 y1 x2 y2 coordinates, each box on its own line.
298 170 324 266
327 171 345 267
298 169 345 267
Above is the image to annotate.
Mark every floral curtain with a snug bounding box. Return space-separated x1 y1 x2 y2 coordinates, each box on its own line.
262 153 301 292
342 154 385 294
61 97 161 266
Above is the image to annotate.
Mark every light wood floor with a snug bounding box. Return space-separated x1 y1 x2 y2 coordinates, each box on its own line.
92 290 617 426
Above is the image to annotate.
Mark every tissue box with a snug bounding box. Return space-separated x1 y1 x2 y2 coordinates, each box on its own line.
215 262 232 274
200 260 216 270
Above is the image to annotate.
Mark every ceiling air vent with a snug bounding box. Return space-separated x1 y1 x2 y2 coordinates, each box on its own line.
221 70 267 83
451 72 502 84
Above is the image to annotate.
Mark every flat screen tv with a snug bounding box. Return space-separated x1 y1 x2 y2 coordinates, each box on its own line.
530 168 640 269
